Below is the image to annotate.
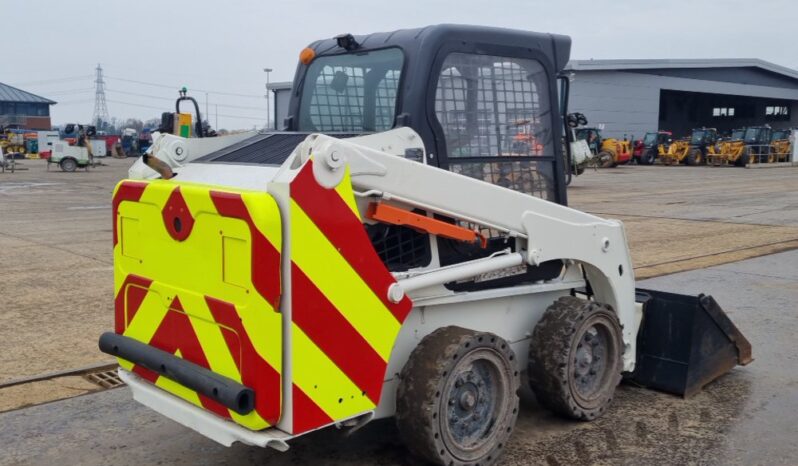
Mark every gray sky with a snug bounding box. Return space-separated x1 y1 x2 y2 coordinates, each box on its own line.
5 0 796 129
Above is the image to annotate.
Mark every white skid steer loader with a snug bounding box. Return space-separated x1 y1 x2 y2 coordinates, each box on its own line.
100 25 751 466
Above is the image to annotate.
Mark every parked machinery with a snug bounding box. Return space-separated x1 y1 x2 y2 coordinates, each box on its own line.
100 25 751 466
741 126 775 164
562 112 593 181
708 128 746 166
635 131 671 165
0 127 28 157
47 124 96 172
574 127 633 168
660 128 717 166
120 128 139 156
769 128 793 163
659 137 689 165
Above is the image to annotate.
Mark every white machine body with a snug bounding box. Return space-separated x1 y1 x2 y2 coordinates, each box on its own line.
120 127 643 449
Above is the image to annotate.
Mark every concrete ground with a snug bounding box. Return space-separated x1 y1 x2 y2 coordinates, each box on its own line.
2 250 796 466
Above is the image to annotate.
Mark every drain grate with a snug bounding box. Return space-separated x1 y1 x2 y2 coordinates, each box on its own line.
83 369 125 389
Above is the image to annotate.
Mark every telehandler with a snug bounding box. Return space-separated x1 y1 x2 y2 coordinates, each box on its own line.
100 25 751 466
709 129 745 166
742 126 776 164
770 128 794 162
660 128 717 165
635 130 671 165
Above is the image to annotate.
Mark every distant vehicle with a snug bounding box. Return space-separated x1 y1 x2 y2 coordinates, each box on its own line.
659 127 718 166
635 131 672 165
574 127 633 168
47 124 97 172
770 129 794 163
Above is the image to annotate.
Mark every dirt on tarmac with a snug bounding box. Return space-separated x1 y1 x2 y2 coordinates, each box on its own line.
1 159 797 413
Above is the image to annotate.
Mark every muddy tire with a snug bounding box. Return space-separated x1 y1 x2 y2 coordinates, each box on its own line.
735 148 750 167
597 151 615 168
396 327 520 466
686 148 703 166
639 148 656 165
60 158 78 172
528 296 623 421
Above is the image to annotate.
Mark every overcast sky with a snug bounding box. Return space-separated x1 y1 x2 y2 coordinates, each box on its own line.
4 0 796 129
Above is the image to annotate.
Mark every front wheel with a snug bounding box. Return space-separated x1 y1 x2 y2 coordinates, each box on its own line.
686 148 703 166
528 296 623 421
396 327 520 466
60 158 78 172
639 148 656 165
735 148 750 167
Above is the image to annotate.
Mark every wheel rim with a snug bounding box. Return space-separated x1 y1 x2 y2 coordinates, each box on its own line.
442 348 511 461
568 315 620 408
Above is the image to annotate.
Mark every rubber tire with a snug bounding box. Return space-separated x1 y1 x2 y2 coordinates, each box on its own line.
528 296 623 421
735 149 750 167
60 158 78 172
396 326 520 466
598 151 615 168
639 149 655 165
686 148 703 166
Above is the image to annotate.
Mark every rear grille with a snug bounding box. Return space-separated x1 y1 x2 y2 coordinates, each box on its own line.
83 369 124 389
198 132 358 165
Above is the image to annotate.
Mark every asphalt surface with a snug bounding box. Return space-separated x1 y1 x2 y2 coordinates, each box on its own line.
2 250 796 466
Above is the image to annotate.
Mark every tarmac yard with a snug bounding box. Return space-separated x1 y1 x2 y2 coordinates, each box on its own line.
1 160 798 464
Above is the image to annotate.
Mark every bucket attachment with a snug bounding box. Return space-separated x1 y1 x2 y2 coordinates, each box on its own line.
630 288 753 398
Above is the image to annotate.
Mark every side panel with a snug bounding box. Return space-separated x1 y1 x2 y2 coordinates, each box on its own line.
113 180 283 430
286 160 413 434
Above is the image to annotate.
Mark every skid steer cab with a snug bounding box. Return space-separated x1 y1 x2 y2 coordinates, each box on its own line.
103 25 751 466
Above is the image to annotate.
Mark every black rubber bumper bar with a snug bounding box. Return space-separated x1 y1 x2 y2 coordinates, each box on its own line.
99 332 255 415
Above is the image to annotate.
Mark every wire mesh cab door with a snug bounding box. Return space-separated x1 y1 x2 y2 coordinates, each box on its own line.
426 46 566 285
427 46 566 205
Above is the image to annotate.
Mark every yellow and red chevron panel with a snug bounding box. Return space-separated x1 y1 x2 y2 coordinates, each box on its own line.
288 160 413 434
112 179 283 431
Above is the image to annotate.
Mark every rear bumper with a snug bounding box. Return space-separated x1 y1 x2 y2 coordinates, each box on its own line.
118 369 292 451
100 332 254 415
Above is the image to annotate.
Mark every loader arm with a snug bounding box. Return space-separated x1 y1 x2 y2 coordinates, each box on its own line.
286 128 641 371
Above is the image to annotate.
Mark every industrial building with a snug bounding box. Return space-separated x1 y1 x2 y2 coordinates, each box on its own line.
0 82 56 130
566 59 798 139
269 58 798 140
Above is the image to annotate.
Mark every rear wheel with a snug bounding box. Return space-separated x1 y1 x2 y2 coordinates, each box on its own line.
598 151 615 168
528 296 623 421
686 148 703 166
396 327 520 466
60 158 78 172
